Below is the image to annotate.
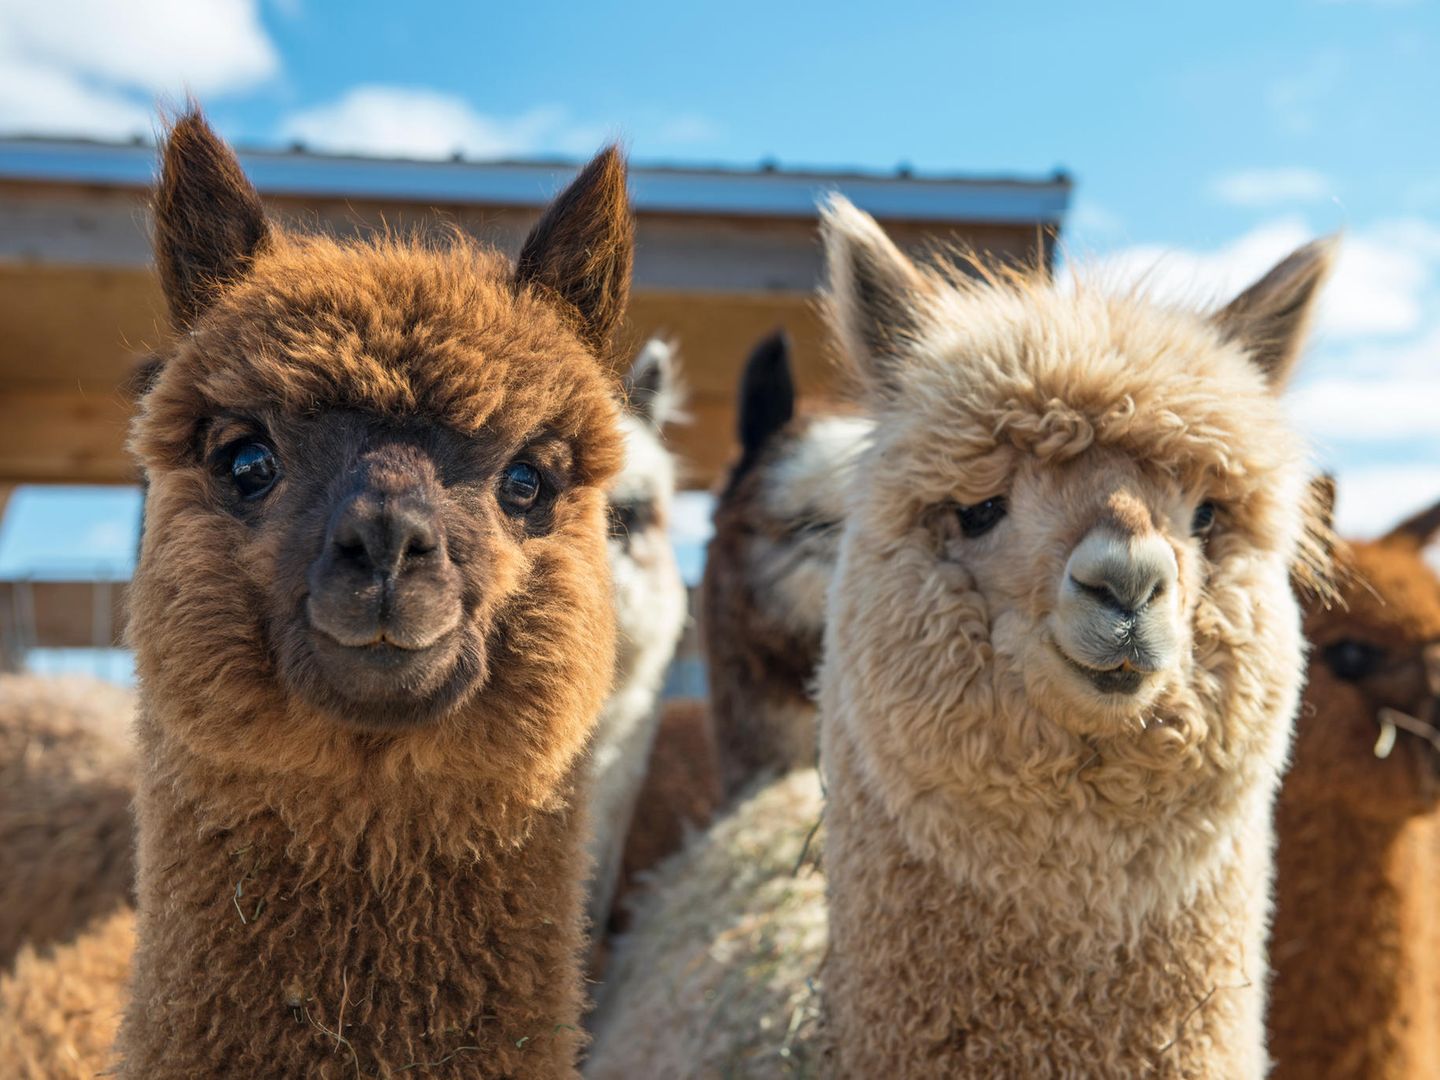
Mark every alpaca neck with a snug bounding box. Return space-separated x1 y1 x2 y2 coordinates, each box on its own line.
1269 791 1440 1080
583 672 667 938
707 581 820 796
118 724 588 1080
821 721 1271 1079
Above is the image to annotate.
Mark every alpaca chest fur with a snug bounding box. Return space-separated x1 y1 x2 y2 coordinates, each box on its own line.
822 719 1276 1079
119 736 590 1079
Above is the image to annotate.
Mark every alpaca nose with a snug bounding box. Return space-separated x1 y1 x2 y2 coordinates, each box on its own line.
329 493 440 577
306 462 461 653
1066 530 1176 616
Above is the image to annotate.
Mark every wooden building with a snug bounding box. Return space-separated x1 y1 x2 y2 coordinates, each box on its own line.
0 135 1069 657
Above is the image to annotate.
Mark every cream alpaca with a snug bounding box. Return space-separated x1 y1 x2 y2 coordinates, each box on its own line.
582 337 688 938
817 198 1333 1077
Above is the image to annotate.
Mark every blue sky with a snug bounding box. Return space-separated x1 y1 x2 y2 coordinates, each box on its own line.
1 0 1437 589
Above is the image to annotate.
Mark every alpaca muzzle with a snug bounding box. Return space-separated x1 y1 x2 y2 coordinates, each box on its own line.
1052 527 1181 696
303 461 465 702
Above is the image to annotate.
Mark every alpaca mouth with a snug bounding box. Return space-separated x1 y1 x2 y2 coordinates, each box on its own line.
294 622 477 729
1054 644 1151 697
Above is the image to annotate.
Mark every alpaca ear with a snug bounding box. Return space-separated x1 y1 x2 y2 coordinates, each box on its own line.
1384 496 1440 550
1310 473 1337 534
821 195 932 401
515 145 634 355
1214 236 1337 388
736 329 795 466
155 110 271 329
623 338 683 427
1293 472 1342 606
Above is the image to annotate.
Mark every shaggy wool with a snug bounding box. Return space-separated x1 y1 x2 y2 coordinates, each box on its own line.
608 697 724 936
0 674 136 969
0 907 134 1078
103 110 630 1079
586 768 826 1078
582 339 688 940
703 332 872 796
1269 498 1440 1078
816 196 1332 1078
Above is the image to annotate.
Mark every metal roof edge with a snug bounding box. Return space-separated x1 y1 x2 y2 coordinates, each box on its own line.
0 136 1072 225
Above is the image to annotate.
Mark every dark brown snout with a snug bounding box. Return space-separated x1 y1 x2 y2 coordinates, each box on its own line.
304 450 464 707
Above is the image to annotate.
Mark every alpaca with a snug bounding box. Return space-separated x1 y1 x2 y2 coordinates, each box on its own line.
0 908 134 1079
0 674 136 968
582 337 688 939
68 109 632 1079
817 198 1333 1077
588 767 826 1077
1269 493 1440 1079
607 696 722 936
702 330 872 795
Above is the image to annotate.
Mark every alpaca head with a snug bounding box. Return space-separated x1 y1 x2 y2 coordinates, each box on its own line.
608 338 687 683
709 331 872 653
128 112 630 800
821 196 1333 831
1293 495 1440 821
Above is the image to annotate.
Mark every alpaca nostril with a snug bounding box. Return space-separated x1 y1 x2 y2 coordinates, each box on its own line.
1071 576 1132 615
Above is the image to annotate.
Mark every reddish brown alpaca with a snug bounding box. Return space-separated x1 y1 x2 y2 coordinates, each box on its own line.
1270 494 1440 1079
110 112 630 1079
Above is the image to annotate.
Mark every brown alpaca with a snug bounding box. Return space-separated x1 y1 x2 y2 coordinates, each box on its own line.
702 330 872 795
818 197 1332 1077
1269 494 1440 1079
0 674 135 968
83 110 631 1079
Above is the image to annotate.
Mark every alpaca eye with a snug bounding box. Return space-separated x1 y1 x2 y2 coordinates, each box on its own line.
957 497 1007 539
229 441 279 500
498 461 543 514
1323 639 1382 682
1191 501 1218 537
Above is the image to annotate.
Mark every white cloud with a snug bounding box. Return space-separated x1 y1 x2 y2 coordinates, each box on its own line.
1329 465 1440 541
0 57 152 138
1286 377 1440 442
278 87 609 160
1210 167 1333 208
0 0 278 138
0 0 277 95
1079 215 1439 340
1075 215 1440 535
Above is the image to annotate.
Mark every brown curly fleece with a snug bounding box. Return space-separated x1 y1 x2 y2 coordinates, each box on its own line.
1269 497 1440 1079
701 333 872 797
0 675 136 969
99 110 631 1079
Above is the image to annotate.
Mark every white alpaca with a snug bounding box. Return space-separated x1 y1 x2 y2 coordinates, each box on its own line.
583 338 689 938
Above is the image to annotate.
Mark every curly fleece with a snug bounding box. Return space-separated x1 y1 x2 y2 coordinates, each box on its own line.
108 112 629 1079
817 196 1331 1078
